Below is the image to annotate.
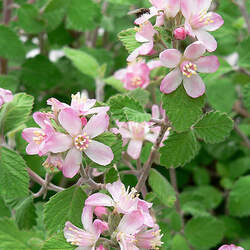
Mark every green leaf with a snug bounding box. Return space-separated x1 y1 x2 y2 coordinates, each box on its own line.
64 47 99 78
0 75 19 93
0 196 11 218
0 25 25 61
238 37 250 69
0 147 29 201
108 94 150 122
0 93 34 134
160 131 200 168
44 186 87 235
66 0 101 31
127 88 150 106
148 169 176 207
118 28 141 53
15 196 37 230
42 232 74 250
185 216 224 249
105 168 119 184
243 84 250 112
171 234 190 250
193 168 210 186
162 85 205 132
17 4 45 33
104 76 127 93
228 175 250 217
21 55 62 94
193 111 233 144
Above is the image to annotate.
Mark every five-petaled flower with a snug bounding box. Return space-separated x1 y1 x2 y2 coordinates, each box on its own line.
159 41 219 98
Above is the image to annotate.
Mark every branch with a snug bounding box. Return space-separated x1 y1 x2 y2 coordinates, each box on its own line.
95 78 105 102
135 123 169 192
233 100 250 118
239 67 250 76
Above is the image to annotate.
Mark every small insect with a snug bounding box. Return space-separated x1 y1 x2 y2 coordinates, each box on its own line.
128 8 151 18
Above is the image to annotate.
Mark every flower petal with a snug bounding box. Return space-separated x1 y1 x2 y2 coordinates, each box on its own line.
195 30 217 52
22 128 41 143
196 0 212 12
166 0 180 18
62 148 82 178
155 12 165 26
81 206 94 233
184 41 206 60
58 108 82 136
134 7 158 25
204 12 224 31
84 140 113 165
136 22 155 42
195 55 219 73
183 74 205 98
85 193 114 207
47 133 72 153
127 139 143 160
26 142 40 155
127 48 140 62
83 113 109 139
106 181 123 202
181 0 193 18
139 42 154 56
160 68 182 94
33 112 50 129
159 49 182 68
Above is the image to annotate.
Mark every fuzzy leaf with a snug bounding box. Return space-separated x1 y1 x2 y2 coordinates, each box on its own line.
118 28 141 53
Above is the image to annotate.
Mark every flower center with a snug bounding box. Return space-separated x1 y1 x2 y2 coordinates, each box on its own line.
191 10 214 29
74 133 91 151
131 76 143 87
180 61 197 78
71 92 87 105
33 130 46 145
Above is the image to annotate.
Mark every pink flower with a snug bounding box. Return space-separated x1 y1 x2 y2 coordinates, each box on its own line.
85 180 138 214
114 61 150 90
181 0 224 52
174 27 187 40
127 22 157 62
47 92 109 117
42 154 64 171
218 245 244 250
114 121 158 159
94 206 108 218
159 41 219 98
22 112 72 156
58 108 114 178
64 206 108 250
0 88 13 108
96 245 106 250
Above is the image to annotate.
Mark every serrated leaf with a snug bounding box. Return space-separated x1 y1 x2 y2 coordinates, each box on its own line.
185 216 224 249
105 168 119 183
0 196 11 218
42 232 74 250
148 169 176 207
193 111 233 144
104 76 127 93
118 28 141 53
228 175 250 217
0 147 29 201
15 196 37 230
108 94 150 122
0 93 34 134
0 75 19 93
64 47 99 78
162 85 205 132
44 186 87 235
127 88 150 106
160 131 200 167
0 25 25 61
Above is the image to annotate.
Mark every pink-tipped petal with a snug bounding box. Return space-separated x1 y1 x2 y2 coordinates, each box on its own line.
204 12 224 31
83 113 109 139
62 148 82 178
85 193 114 207
47 133 72 153
127 139 143 160
58 108 82 136
195 30 217 52
195 55 219 73
93 219 109 234
183 74 205 98
160 68 182 94
155 12 165 26
184 41 206 60
159 49 182 68
84 140 113 165
33 112 50 129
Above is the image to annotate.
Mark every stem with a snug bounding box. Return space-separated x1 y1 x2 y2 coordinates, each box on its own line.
169 168 185 233
33 172 52 198
95 78 105 102
135 124 169 192
234 122 250 149
238 67 250 76
233 100 250 118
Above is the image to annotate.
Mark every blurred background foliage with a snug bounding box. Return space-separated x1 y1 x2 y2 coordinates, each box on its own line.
0 0 249 249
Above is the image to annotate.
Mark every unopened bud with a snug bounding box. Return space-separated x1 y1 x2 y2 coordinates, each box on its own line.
94 206 108 218
174 27 187 40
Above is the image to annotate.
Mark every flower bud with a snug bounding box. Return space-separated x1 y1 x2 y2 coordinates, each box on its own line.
174 27 187 40
94 206 108 218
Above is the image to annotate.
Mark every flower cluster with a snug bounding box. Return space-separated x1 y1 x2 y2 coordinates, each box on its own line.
121 0 223 98
0 87 13 108
64 180 163 249
22 92 114 178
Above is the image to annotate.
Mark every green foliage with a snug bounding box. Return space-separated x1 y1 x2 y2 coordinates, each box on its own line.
243 84 250 112
0 93 34 134
162 85 205 132
171 234 190 250
44 186 87 235
193 111 234 144
185 216 224 249
105 167 119 183
0 196 11 218
0 147 29 201
160 131 200 168
118 28 141 53
228 176 250 217
148 169 176 207
237 37 250 69
127 88 150 106
104 76 127 93
108 94 151 122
